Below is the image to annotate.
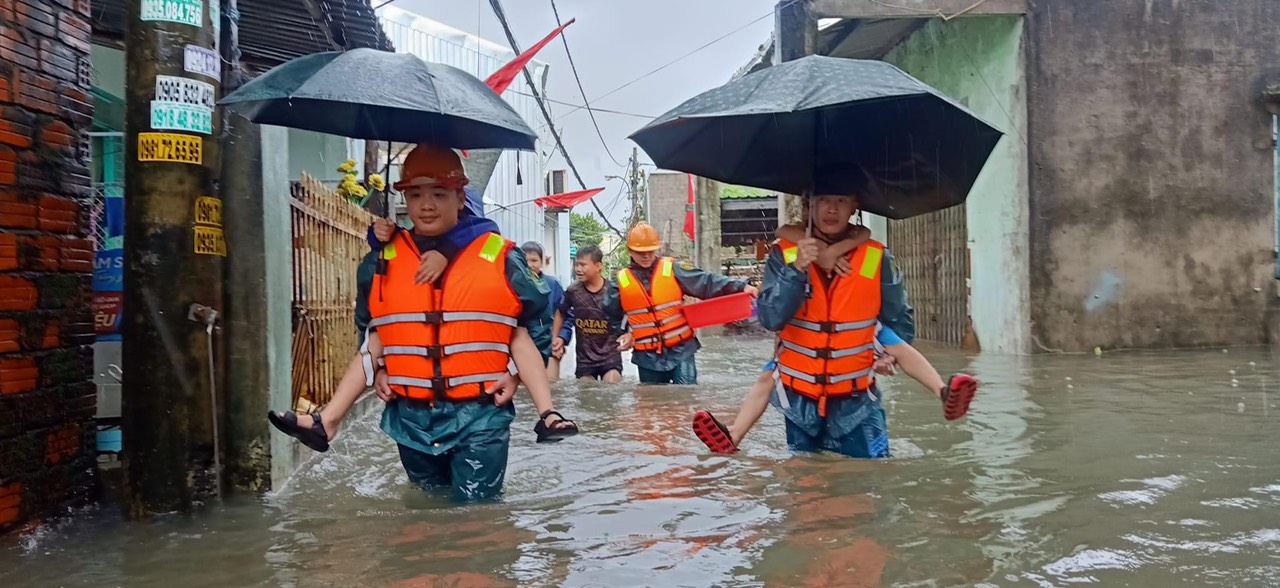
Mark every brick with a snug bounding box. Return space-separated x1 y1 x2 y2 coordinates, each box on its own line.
0 275 36 311
0 483 20 526
0 233 15 270
0 357 37 395
59 236 91 272
0 319 17 353
15 2 57 38
57 12 88 37
43 426 78 465
0 202 34 228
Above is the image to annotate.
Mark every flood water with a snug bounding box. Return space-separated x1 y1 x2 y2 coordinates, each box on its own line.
4 336 1280 587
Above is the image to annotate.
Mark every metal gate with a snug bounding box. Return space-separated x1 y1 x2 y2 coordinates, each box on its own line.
885 204 970 345
290 173 374 410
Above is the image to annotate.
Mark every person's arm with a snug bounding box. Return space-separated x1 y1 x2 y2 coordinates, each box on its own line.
354 250 378 336
877 248 915 344
510 327 559 418
672 262 747 300
602 278 627 336
775 222 805 243
757 246 808 332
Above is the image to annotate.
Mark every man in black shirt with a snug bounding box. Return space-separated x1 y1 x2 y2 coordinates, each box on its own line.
552 246 625 382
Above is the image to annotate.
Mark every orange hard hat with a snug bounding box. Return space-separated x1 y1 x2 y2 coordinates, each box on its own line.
394 143 469 191
627 222 662 252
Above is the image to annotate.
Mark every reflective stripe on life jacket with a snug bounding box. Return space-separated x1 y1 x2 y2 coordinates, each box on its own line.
368 230 521 403
776 238 883 417
617 258 693 353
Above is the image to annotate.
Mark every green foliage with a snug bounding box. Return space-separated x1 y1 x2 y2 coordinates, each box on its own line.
570 212 605 249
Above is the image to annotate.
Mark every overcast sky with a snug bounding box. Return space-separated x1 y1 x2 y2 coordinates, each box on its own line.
395 0 777 222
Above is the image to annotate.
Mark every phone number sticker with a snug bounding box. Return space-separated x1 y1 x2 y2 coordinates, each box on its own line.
137 132 202 164
194 226 226 256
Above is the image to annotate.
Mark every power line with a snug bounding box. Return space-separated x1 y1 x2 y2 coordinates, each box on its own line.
504 90 655 119
549 0 623 167
487 0 626 240
554 3 788 123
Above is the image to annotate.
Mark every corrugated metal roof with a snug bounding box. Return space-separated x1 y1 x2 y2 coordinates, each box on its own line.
91 0 393 70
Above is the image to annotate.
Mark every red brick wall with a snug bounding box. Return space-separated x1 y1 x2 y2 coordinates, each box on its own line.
0 0 96 534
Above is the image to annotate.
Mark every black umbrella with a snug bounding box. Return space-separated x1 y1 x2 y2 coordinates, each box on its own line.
629 55 1003 219
219 48 537 149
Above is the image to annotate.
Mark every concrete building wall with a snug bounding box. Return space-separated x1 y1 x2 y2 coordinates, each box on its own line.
1025 0 1280 351
0 0 97 532
884 16 1031 354
647 172 694 259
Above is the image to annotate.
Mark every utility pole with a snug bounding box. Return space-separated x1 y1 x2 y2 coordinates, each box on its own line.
627 147 645 226
123 0 225 516
774 0 817 224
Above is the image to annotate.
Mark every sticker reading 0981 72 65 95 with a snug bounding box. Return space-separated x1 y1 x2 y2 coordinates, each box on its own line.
138 133 202 164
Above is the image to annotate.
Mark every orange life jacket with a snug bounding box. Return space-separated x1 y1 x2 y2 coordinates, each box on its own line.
617 258 693 353
775 238 884 416
367 230 520 403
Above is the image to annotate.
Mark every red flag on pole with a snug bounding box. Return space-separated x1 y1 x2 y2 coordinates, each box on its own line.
463 19 575 159
684 174 696 241
535 187 604 210
485 18 576 95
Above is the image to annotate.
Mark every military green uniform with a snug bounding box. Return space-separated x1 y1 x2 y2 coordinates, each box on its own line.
602 259 747 385
354 231 548 501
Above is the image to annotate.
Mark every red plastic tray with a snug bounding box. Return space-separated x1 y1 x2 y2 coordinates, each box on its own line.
682 292 756 329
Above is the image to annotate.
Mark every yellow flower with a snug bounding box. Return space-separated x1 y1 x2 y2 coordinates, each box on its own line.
337 159 357 173
350 185 368 198
368 174 386 191
339 175 358 190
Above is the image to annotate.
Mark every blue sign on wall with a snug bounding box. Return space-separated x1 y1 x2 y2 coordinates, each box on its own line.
93 195 124 341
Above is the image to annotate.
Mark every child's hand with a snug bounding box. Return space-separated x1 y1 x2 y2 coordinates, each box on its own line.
372 218 397 244
415 250 447 285
792 238 821 270
816 246 853 276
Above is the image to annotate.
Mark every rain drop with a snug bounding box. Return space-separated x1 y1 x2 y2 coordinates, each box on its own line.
1065 376 1073 381
1229 369 1236 375
1237 402 1245 413
1232 379 1239 385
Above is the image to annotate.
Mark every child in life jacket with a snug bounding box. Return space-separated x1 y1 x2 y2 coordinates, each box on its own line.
691 221 978 455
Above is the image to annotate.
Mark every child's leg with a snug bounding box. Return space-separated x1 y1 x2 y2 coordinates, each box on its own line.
883 342 978 421
883 342 945 398
728 369 775 445
268 332 384 451
692 361 776 453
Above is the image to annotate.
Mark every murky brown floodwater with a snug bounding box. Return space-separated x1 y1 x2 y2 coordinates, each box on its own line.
4 336 1280 587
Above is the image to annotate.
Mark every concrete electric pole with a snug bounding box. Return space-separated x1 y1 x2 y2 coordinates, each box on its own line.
123 0 226 516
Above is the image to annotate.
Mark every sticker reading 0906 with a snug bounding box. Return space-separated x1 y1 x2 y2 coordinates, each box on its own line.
138 132 202 164
194 226 226 256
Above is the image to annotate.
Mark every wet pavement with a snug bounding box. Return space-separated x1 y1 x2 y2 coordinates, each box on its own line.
3 336 1280 587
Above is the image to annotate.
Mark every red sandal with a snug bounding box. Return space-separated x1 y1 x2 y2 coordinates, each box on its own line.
942 374 978 421
692 411 738 454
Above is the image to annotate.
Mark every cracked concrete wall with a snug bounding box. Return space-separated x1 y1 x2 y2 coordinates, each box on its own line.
1026 0 1280 351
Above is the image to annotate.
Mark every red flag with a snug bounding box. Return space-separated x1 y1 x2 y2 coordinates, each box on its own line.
464 19 575 159
485 19 576 95
684 174 696 241
535 187 604 210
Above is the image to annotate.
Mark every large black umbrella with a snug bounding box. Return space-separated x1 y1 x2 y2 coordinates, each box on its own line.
629 55 1003 219
219 48 537 149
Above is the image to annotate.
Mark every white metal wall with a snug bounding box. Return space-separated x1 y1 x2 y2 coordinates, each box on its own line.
378 7 563 280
